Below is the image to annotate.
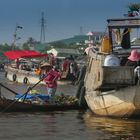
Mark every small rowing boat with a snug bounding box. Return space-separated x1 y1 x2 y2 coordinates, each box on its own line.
0 94 83 112
0 82 85 113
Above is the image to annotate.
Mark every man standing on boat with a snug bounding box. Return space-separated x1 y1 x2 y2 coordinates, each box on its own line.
43 66 61 103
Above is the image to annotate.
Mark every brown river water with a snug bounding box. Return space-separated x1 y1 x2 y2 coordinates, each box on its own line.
0 72 140 140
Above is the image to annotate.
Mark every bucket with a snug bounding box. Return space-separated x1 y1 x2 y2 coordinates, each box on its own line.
100 36 111 54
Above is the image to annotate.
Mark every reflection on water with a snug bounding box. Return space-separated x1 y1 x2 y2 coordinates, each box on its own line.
0 111 88 140
83 110 140 139
0 110 140 140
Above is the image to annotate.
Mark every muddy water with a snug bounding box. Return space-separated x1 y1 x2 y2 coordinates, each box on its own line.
0 72 140 140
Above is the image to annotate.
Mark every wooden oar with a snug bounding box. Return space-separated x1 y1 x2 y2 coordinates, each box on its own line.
0 77 45 113
22 78 45 101
0 83 18 95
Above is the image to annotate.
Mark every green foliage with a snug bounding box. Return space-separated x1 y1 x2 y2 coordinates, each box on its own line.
0 43 11 53
128 3 140 11
49 41 68 48
0 44 12 61
20 37 39 51
22 43 30 50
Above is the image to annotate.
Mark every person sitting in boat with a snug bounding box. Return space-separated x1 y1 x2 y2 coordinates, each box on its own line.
104 54 120 66
125 49 140 84
125 49 140 67
43 66 61 104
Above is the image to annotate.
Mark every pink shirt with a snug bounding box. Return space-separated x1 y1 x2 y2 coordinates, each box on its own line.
44 70 61 88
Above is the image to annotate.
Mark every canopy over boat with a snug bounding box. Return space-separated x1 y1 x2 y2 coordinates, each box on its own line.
3 50 48 60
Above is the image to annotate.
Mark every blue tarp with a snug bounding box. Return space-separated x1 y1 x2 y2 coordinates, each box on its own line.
15 93 50 101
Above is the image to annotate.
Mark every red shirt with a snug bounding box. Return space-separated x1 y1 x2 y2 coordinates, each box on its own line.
62 59 69 71
44 70 61 88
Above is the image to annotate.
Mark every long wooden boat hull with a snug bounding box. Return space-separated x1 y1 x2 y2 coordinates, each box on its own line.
84 48 140 118
85 86 140 118
5 66 44 84
83 17 140 118
5 66 71 85
0 98 82 112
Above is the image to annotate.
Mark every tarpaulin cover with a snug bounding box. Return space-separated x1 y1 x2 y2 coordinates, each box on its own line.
3 50 48 60
15 93 50 101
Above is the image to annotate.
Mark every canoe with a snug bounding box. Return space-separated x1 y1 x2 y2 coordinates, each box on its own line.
0 97 83 112
0 79 84 112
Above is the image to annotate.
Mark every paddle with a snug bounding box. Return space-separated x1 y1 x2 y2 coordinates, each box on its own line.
22 78 44 101
0 83 18 95
0 76 44 96
0 77 45 112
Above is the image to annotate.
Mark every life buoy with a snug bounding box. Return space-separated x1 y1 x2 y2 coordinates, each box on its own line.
23 77 28 84
13 74 17 82
5 72 8 78
78 86 87 108
76 80 84 98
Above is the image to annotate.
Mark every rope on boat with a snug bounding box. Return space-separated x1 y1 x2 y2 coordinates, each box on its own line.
0 83 18 95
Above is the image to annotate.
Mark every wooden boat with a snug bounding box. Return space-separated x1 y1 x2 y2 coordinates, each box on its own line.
0 81 84 112
82 17 140 118
3 50 74 85
0 97 82 112
5 66 45 84
3 50 49 84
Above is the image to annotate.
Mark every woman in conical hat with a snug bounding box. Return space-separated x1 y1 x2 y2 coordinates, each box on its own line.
128 49 139 62
125 49 140 85
126 49 140 67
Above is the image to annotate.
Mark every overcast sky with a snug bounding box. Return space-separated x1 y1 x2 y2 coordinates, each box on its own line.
0 0 139 44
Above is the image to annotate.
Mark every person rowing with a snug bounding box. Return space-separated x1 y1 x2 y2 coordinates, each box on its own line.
43 66 61 104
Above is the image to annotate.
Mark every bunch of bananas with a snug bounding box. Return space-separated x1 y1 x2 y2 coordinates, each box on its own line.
54 94 78 105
